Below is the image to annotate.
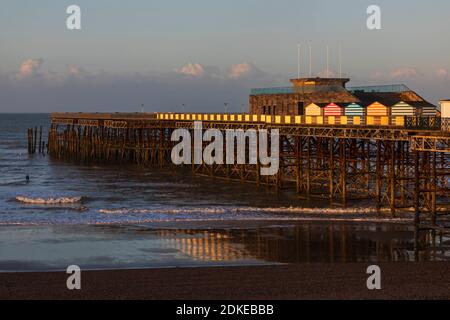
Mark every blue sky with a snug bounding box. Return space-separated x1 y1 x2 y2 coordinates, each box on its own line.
1 0 450 112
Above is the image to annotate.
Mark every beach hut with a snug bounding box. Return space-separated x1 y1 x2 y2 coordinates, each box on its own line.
391 101 414 116
344 103 364 116
323 103 343 116
305 103 323 116
440 100 450 118
409 101 438 116
366 101 389 116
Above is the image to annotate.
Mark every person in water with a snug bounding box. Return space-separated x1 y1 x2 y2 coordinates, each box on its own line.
26 175 30 183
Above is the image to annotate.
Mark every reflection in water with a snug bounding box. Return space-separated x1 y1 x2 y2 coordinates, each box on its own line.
1 223 448 271
159 231 246 262
156 224 449 263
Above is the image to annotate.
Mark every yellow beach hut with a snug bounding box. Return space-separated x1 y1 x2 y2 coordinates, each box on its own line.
305 103 323 116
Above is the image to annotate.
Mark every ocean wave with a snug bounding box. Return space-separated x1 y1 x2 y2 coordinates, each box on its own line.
98 206 382 215
0 216 412 226
16 196 83 204
90 217 413 225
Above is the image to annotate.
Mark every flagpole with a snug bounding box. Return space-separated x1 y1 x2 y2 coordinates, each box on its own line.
309 41 312 77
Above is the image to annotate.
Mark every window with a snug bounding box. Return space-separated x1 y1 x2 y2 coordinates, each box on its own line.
297 102 304 115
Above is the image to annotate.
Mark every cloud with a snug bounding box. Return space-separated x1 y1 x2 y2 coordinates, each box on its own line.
15 58 44 79
390 67 417 79
176 62 265 80
0 59 283 113
12 59 87 84
68 65 85 76
175 63 225 79
228 62 263 79
0 67 257 113
436 68 449 79
176 63 205 77
229 62 252 79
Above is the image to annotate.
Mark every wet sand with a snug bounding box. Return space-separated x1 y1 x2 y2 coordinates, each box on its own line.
1 262 449 300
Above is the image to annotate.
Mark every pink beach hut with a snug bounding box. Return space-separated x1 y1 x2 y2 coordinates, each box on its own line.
323 103 344 116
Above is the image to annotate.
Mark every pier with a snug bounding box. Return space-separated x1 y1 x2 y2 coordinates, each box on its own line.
46 112 450 237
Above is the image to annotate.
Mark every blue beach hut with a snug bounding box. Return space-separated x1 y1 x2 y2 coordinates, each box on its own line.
344 103 365 116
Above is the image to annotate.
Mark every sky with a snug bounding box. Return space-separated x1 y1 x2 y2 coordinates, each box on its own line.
0 0 450 112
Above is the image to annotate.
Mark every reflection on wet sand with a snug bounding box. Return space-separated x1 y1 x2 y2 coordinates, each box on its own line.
158 231 242 262
156 224 449 263
1 223 448 271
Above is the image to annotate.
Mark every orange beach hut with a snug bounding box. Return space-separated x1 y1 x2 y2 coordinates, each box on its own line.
366 101 389 116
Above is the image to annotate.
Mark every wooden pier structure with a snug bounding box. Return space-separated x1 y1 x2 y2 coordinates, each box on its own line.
27 126 46 155
47 112 450 235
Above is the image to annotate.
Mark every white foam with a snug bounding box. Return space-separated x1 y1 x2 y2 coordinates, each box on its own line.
16 196 82 204
98 206 382 215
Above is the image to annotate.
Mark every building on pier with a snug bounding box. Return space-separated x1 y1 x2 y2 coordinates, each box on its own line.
441 99 450 118
249 77 437 116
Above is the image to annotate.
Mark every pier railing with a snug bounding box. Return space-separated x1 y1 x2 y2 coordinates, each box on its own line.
440 118 450 131
50 112 449 131
405 116 442 131
154 113 448 130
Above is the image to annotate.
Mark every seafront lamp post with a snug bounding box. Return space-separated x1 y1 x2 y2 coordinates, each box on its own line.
224 102 229 113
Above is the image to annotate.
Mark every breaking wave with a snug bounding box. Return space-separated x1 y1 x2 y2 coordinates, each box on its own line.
98 206 381 215
94 206 413 224
16 196 83 204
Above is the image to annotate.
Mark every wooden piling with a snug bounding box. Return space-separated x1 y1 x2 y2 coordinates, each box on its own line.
27 128 32 154
33 126 37 154
38 126 42 154
414 150 420 261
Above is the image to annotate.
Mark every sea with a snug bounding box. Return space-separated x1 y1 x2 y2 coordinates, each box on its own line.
0 113 448 271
